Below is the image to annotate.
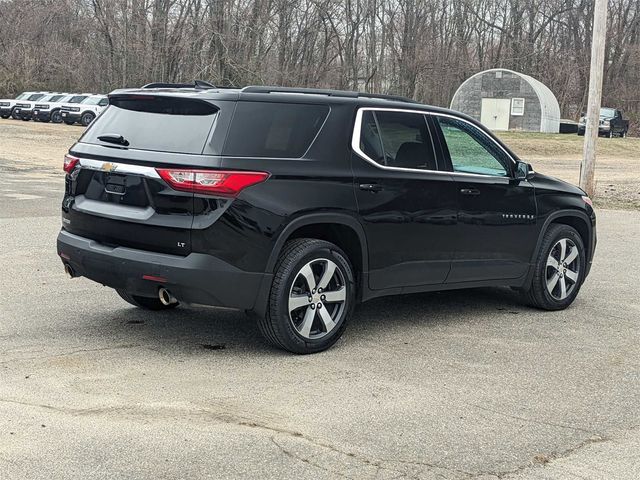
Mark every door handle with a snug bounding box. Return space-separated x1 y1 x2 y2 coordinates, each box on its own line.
460 188 480 196
359 183 384 192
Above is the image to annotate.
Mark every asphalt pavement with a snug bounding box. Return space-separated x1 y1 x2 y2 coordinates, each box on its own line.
1 162 639 479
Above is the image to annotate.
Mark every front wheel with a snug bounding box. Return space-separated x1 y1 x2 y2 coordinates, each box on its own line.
258 238 355 354
116 289 179 311
523 224 586 310
51 110 62 123
80 112 95 126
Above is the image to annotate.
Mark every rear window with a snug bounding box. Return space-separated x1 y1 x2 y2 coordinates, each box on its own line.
223 102 329 158
81 96 218 155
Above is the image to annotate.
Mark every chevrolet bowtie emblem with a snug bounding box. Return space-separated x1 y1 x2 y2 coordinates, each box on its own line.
101 162 117 172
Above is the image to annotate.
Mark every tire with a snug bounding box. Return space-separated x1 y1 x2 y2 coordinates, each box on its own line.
258 238 356 354
523 224 586 311
64 120 75 125
80 112 95 126
11 109 19 119
51 110 62 123
0 113 9 119
116 289 179 311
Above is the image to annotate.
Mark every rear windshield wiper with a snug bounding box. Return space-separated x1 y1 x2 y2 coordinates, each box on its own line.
97 134 130 147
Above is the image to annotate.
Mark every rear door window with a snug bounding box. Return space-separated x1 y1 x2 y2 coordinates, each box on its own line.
357 110 438 170
81 96 219 155
223 102 329 158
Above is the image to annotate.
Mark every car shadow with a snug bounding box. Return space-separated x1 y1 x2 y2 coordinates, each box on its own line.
89 286 531 356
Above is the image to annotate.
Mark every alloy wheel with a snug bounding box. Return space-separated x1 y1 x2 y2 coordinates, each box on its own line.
545 238 580 300
288 258 347 340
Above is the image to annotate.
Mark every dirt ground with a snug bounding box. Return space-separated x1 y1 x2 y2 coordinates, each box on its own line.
1 118 638 209
497 131 640 210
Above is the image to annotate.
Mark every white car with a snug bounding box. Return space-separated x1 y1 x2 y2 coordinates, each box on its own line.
13 93 69 121
60 94 108 126
0 91 49 119
32 93 92 123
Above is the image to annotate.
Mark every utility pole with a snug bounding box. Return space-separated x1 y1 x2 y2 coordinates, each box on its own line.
580 0 608 197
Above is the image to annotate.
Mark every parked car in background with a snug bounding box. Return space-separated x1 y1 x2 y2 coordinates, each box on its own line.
61 94 108 126
33 94 90 123
578 107 629 138
0 91 48 119
13 93 68 121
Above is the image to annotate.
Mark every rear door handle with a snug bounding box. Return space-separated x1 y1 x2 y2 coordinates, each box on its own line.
460 188 480 196
359 183 384 192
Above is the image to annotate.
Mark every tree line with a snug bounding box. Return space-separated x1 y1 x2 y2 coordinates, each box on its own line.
1 0 639 128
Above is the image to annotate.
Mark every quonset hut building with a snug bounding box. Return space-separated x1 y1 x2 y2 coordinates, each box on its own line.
450 68 561 133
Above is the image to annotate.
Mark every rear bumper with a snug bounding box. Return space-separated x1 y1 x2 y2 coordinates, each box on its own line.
57 229 272 311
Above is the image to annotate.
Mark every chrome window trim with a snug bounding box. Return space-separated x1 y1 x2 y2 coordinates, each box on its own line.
351 107 517 179
78 158 160 178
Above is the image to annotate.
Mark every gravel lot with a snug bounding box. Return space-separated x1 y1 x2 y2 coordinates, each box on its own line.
1 119 639 479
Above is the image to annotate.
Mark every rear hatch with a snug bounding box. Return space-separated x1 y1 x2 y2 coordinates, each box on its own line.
62 93 232 256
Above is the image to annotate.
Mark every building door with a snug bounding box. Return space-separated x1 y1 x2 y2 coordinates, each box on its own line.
480 98 511 131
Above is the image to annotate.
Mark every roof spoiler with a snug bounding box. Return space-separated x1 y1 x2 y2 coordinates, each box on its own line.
141 80 216 90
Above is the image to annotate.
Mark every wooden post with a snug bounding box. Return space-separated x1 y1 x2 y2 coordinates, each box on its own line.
580 0 608 197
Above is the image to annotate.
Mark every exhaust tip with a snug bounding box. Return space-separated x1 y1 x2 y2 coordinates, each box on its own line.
158 287 177 306
64 264 75 278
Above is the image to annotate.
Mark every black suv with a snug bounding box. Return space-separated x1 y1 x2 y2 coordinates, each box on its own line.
57 84 597 354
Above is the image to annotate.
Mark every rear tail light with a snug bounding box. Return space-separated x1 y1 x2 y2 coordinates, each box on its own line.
582 195 593 207
63 154 79 173
156 169 269 197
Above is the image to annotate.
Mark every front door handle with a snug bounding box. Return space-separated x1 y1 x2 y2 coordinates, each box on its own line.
460 188 480 196
359 183 384 192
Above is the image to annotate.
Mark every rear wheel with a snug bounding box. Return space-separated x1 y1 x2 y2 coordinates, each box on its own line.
258 238 355 354
116 289 179 311
523 224 586 310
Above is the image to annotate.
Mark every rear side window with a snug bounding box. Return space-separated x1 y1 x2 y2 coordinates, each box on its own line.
223 102 329 158
81 96 218 155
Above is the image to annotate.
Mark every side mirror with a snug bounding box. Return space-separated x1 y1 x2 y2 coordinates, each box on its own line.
514 161 531 180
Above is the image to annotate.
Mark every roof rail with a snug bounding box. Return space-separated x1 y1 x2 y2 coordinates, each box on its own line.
241 85 418 103
142 80 216 90
242 86 359 98
358 92 418 104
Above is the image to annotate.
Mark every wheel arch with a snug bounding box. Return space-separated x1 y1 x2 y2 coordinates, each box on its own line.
266 214 368 291
532 210 593 263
